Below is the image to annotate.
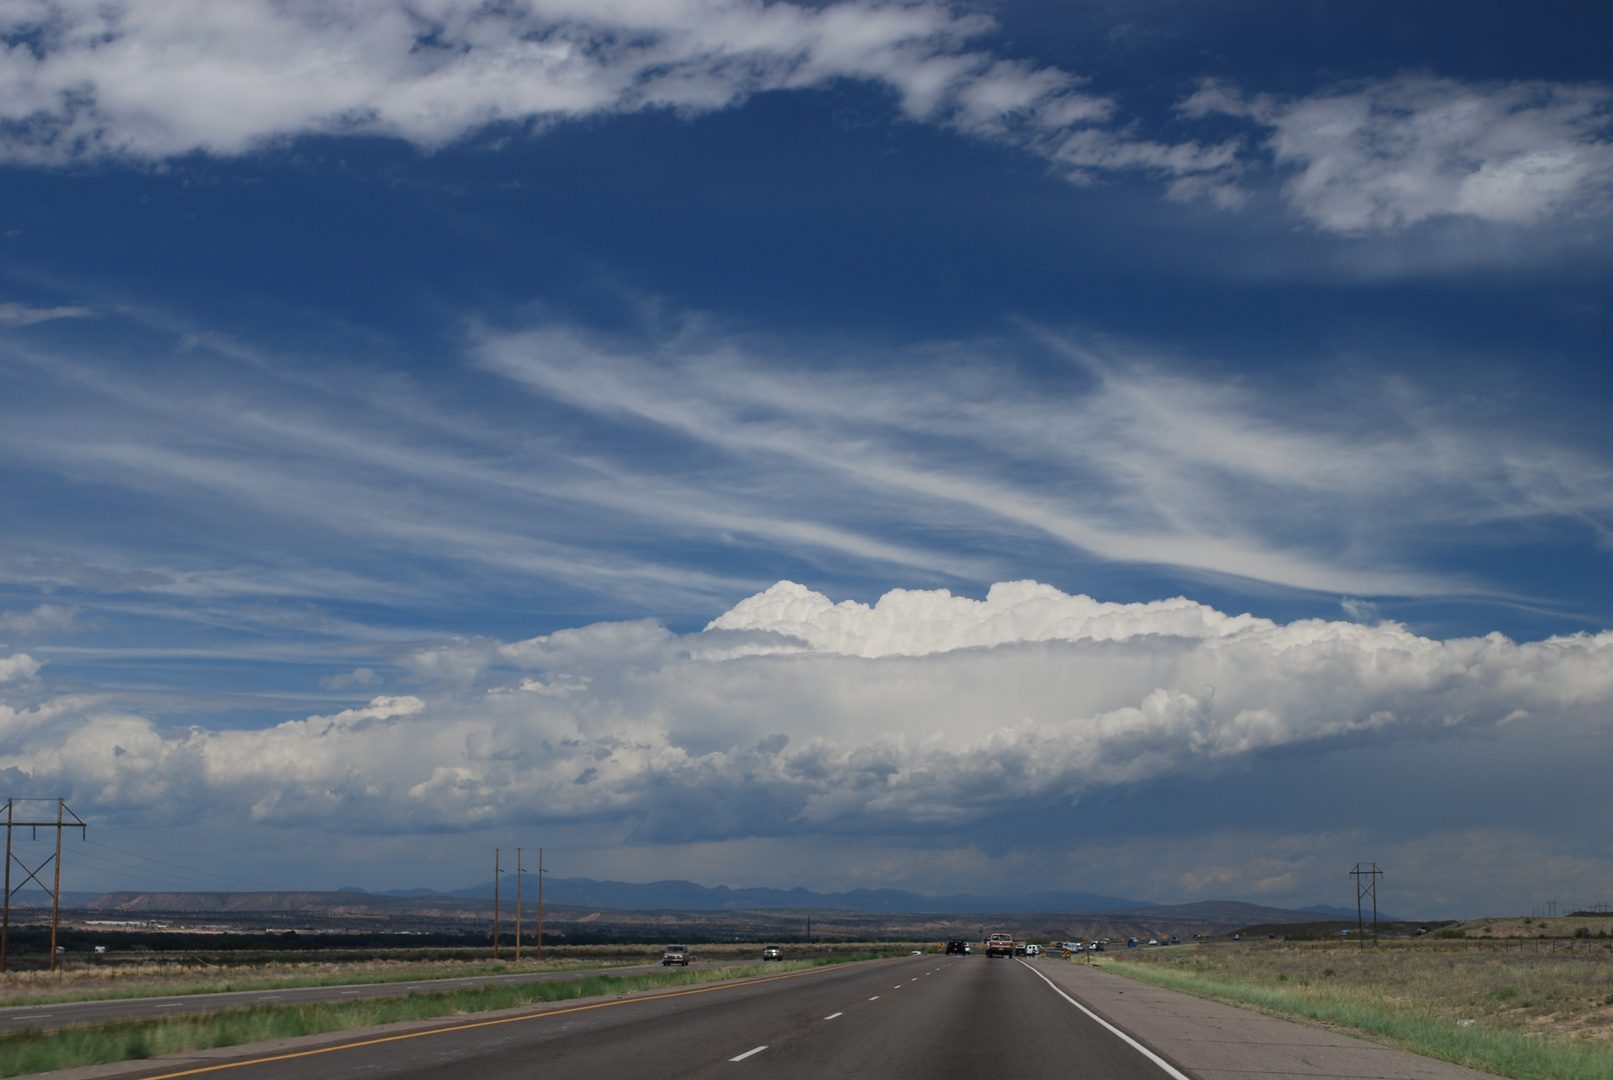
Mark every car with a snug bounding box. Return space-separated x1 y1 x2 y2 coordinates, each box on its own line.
662 945 692 966
1147 939 1159 945
1127 938 1138 948
762 945 783 961
986 933 1016 958
1024 944 1041 956
944 940 970 955
911 950 923 955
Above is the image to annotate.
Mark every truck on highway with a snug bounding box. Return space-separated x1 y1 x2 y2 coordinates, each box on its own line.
986 933 1016 958
662 945 692 966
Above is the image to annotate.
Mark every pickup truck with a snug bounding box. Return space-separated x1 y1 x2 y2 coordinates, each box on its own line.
986 933 1016 958
662 945 693 966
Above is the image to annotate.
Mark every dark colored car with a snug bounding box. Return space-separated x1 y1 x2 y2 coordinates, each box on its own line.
944 940 970 955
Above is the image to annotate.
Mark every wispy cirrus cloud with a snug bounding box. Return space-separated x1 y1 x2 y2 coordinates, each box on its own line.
474 320 1613 599
3 310 1610 633
0 0 1230 188
0 302 94 326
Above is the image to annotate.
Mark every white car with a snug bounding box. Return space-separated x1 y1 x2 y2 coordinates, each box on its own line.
1024 944 1041 956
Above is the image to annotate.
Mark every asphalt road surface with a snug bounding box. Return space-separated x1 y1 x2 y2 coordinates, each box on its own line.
122 954 1181 1080
0 959 686 1032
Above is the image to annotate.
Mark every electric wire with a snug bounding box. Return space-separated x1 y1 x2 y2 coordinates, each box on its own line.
81 839 281 891
7 837 284 895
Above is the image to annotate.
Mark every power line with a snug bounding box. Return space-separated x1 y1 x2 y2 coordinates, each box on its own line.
61 849 256 893
80 840 281 891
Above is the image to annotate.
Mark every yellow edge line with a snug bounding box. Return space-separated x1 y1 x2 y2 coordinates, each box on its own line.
134 963 853 1080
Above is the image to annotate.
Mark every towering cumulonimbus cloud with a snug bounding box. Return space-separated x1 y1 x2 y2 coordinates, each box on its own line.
2 581 1611 840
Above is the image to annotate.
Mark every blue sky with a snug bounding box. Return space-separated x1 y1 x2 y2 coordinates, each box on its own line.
1 0 1611 916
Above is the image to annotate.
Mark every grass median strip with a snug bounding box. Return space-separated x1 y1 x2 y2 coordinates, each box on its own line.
1096 947 1613 1080
0 955 879 1077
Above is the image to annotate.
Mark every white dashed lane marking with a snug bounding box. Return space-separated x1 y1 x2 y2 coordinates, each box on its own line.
823 1012 843 1020
730 1046 768 1062
869 995 879 1000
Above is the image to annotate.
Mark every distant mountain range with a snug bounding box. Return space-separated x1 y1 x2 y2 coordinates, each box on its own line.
4 879 1394 920
368 877 1154 914
1299 903 1405 922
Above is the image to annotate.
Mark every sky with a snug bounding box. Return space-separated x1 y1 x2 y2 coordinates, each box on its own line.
1 0 1611 919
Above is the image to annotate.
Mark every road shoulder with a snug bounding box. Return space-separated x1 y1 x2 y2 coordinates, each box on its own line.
1028 959 1499 1080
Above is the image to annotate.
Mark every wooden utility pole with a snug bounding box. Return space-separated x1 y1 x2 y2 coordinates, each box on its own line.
515 848 522 962
537 848 544 962
493 848 501 961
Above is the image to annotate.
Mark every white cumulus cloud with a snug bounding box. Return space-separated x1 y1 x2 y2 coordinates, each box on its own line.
707 579 1266 656
0 603 82 639
3 582 1611 845
1184 74 1613 233
0 652 42 682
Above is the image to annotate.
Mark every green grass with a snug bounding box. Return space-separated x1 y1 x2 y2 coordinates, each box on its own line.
1099 953 1613 1080
0 954 885 1077
0 957 627 1009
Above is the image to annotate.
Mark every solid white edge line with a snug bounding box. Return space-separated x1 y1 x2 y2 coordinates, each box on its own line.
730 1045 768 1062
824 1012 843 1020
1015 960 1192 1080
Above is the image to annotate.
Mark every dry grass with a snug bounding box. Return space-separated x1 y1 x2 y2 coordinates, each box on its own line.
0 956 619 1009
0 941 894 1010
0 955 884 1077
1099 939 1613 1080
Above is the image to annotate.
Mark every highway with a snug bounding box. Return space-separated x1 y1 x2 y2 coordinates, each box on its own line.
121 954 1182 1080
0 959 682 1032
